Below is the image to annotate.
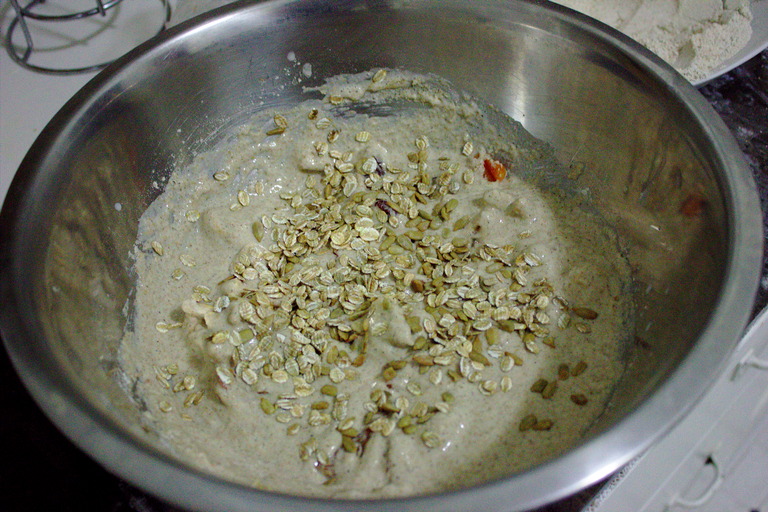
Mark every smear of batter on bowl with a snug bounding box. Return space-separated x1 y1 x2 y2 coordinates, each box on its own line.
119 69 633 498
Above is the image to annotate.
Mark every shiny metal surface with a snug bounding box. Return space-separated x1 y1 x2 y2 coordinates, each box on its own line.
0 1 762 511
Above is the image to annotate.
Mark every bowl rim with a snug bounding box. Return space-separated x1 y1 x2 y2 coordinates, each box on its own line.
0 0 763 510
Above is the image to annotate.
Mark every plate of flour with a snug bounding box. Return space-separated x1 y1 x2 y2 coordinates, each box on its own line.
549 0 768 86
702 0 768 86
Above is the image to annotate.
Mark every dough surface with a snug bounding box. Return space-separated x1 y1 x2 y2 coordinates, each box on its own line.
120 70 633 498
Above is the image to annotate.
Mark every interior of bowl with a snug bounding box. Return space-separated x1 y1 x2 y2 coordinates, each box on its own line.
1 0 761 511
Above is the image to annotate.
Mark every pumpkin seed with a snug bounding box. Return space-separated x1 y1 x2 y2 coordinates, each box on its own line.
541 380 558 399
572 306 599 320
570 394 588 406
530 378 548 394
519 414 537 431
572 361 588 377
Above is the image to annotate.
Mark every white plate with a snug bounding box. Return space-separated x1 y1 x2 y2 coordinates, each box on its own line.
694 0 768 86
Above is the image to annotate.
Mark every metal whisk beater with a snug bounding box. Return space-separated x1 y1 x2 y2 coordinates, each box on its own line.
5 0 170 74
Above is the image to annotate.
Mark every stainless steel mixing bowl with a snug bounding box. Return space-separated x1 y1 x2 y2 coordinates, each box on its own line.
0 0 762 510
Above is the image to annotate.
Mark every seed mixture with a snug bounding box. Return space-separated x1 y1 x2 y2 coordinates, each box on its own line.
120 70 633 498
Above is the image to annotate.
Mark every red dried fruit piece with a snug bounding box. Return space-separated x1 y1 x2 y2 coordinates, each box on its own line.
483 158 506 182
681 193 705 217
375 198 396 216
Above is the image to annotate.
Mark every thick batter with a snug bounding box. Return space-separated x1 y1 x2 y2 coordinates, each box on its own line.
120 70 633 498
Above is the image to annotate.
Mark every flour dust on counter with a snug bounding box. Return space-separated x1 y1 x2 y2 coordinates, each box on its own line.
119 69 634 498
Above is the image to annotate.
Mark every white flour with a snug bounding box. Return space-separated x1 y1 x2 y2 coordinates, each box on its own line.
550 0 754 82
